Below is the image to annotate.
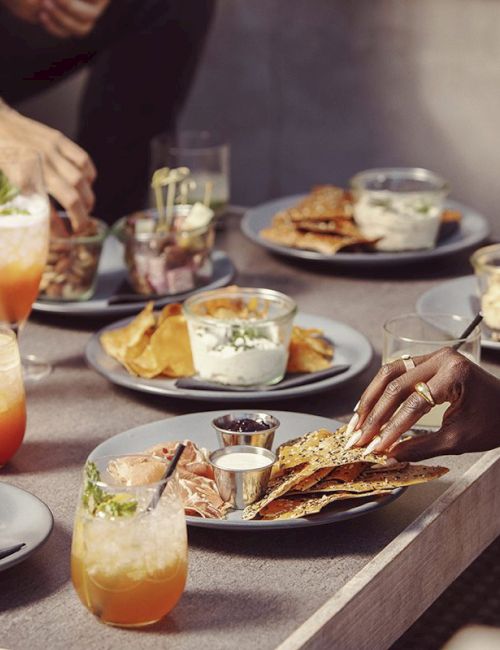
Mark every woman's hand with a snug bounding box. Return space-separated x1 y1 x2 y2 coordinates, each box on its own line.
345 347 500 461
0 0 41 23
0 104 96 230
39 0 110 39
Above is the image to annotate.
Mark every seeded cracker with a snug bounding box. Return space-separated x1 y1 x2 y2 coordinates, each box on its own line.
259 490 394 521
242 427 386 520
302 463 449 494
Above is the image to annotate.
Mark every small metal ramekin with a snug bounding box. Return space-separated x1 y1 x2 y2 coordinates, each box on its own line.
209 445 275 509
211 412 280 450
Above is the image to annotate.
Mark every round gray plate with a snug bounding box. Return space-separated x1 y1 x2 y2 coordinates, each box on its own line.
241 195 490 266
33 236 235 318
417 275 500 351
88 410 403 530
0 483 54 571
85 312 372 402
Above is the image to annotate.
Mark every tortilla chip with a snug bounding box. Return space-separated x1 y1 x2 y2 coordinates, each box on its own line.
303 463 449 494
127 314 194 378
287 326 334 373
295 218 361 237
293 467 333 491
259 490 393 521
100 302 155 362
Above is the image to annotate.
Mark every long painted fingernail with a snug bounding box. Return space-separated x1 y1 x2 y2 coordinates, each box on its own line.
362 436 382 456
345 412 359 437
353 400 360 412
344 429 362 450
371 457 399 469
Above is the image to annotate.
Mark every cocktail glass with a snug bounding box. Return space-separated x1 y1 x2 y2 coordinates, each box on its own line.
151 131 230 218
71 455 188 627
0 148 50 381
0 327 26 468
382 313 481 429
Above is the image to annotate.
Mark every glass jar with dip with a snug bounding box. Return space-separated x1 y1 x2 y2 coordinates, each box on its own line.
471 244 500 340
209 445 275 509
350 167 449 252
183 287 297 387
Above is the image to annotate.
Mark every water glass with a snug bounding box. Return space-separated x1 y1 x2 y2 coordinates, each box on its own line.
382 313 481 428
151 131 230 217
0 327 26 467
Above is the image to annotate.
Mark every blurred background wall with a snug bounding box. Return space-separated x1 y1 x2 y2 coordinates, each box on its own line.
16 0 500 232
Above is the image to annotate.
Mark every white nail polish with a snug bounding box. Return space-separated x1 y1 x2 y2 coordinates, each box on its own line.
345 412 359 437
354 400 360 412
362 436 382 457
344 429 362 450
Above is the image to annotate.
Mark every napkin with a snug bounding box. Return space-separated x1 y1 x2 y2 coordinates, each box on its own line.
175 364 350 392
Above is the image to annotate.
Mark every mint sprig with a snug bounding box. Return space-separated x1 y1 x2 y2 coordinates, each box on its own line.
0 169 19 206
82 461 138 518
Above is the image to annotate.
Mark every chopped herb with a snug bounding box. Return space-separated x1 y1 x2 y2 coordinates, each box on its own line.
82 461 137 518
369 198 392 210
0 208 29 216
0 170 19 206
228 325 266 350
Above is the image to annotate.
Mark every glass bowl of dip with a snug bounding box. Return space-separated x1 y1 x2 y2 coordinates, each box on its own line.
471 243 500 340
113 203 215 296
349 167 449 252
183 287 297 387
209 445 275 509
38 214 107 301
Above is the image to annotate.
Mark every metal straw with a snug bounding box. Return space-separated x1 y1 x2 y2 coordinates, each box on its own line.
452 312 483 350
147 443 185 511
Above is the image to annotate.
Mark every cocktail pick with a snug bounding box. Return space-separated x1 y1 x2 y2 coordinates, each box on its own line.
151 166 170 226
147 443 186 511
452 312 483 350
203 180 213 208
165 167 190 229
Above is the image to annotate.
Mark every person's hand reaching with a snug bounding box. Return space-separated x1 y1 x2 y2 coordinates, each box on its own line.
344 347 500 461
0 103 96 230
39 0 110 39
0 0 41 23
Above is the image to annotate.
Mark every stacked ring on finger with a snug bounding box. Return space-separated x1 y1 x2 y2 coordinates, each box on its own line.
401 354 416 371
414 381 436 406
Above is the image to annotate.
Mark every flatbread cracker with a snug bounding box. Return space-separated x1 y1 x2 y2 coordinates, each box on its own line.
303 463 449 494
259 490 393 521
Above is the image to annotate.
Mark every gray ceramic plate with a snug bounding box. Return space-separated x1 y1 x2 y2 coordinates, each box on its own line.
241 195 490 266
33 236 235 318
85 312 372 402
0 483 54 571
88 410 404 530
417 275 500 351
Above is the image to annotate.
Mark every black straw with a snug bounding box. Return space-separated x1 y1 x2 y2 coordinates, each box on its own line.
452 312 483 351
148 443 185 510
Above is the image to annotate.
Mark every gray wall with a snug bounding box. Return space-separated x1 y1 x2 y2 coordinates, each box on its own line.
18 0 500 235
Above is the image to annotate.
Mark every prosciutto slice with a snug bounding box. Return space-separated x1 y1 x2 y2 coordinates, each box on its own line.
146 440 230 519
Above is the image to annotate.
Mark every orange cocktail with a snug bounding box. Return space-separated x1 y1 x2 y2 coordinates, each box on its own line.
0 328 26 467
71 457 188 627
0 197 49 326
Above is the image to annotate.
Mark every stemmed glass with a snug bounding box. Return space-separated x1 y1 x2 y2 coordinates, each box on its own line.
0 147 50 381
0 327 26 468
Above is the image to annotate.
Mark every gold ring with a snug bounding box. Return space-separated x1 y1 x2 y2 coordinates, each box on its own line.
414 381 435 406
401 354 416 371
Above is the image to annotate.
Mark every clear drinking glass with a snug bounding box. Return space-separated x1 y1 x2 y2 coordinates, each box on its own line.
0 327 26 468
383 313 481 428
151 131 230 217
71 455 188 627
470 244 500 340
0 147 50 380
